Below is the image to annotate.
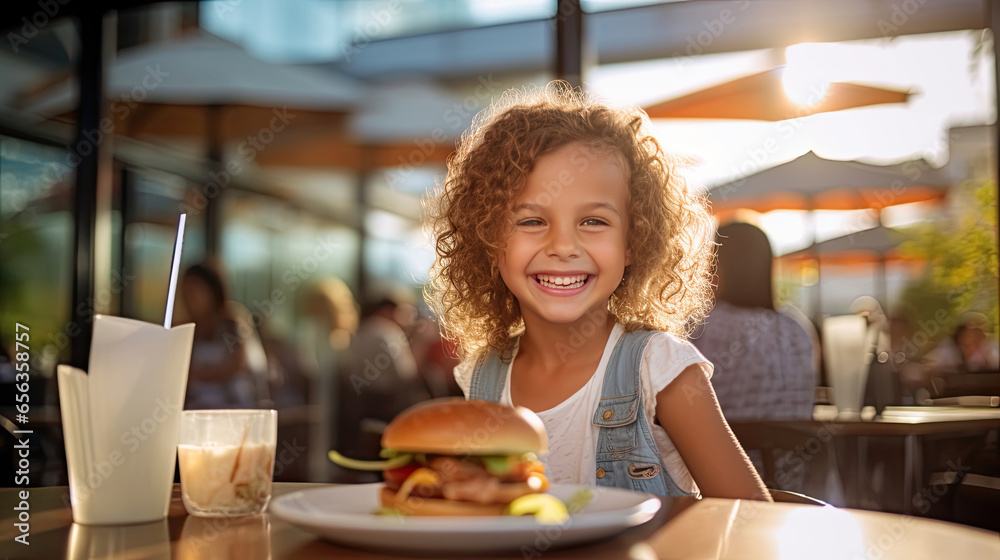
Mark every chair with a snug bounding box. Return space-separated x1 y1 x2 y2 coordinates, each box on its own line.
953 473 1000 531
769 489 829 506
730 421 842 504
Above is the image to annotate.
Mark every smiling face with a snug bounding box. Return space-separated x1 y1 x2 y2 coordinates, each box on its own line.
499 141 631 329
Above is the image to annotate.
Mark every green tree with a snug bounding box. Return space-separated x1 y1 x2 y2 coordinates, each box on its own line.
896 179 998 357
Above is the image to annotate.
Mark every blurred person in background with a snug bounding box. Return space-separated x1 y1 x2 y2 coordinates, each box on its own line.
300 278 359 480
693 222 817 421
408 309 463 399
850 296 902 414
335 287 430 477
692 222 821 497
301 279 360 381
256 315 314 481
923 312 1000 374
888 314 930 404
259 316 310 410
180 263 258 410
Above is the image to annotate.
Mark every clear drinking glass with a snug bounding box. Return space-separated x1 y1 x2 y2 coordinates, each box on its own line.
178 410 278 517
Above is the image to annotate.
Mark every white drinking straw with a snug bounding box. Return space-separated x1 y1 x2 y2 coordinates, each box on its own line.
163 213 187 329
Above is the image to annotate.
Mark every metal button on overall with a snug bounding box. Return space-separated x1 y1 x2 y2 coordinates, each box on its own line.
602 409 614 420
596 468 606 479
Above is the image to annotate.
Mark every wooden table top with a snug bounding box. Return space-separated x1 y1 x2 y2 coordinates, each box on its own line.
1 483 997 559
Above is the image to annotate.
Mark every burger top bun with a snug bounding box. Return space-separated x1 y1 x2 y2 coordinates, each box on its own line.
381 398 548 455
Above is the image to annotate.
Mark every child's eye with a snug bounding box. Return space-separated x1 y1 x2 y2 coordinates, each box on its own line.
516 219 544 227
581 218 609 226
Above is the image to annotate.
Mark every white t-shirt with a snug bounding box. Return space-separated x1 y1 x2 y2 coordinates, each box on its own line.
454 323 712 494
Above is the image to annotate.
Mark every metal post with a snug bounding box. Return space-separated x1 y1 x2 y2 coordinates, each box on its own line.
355 149 371 306
555 0 583 88
809 208 822 325
204 104 223 258
69 11 113 369
993 1 1000 320
876 256 888 311
119 166 134 317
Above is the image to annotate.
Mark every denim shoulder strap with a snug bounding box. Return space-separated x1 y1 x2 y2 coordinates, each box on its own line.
468 349 507 402
593 329 693 497
592 329 656 428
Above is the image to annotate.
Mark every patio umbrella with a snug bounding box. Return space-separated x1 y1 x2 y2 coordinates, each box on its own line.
251 80 465 308
18 29 365 148
710 152 950 318
253 136 454 169
779 225 915 305
17 29 367 256
254 80 463 169
708 151 950 215
643 66 911 121
782 225 905 259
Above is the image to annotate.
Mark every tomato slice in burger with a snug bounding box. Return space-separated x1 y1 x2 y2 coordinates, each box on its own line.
383 463 419 484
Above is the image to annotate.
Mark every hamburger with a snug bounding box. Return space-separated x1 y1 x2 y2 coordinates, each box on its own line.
329 398 552 516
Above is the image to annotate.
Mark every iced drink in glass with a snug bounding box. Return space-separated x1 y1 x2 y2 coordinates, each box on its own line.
178 410 277 517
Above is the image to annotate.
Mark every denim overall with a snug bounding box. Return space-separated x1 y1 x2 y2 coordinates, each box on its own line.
468 329 693 497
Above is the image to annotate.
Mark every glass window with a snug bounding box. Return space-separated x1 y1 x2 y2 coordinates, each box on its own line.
123 167 207 324
200 0 556 62
0 136 74 378
581 0 680 12
364 208 432 288
0 18 76 120
221 191 360 337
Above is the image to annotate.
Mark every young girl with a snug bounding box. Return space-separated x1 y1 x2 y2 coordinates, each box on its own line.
423 82 770 501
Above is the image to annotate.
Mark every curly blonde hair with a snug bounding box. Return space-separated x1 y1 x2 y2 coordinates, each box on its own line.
423 81 715 359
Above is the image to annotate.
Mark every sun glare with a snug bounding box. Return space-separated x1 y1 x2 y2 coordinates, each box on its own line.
776 504 867 560
782 43 835 106
591 32 988 257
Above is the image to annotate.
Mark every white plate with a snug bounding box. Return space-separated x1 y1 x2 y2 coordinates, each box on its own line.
270 483 662 555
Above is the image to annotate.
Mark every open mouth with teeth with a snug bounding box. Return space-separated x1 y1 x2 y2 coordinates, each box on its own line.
533 273 590 290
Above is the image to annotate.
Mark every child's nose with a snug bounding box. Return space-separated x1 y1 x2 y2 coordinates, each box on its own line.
545 225 580 259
